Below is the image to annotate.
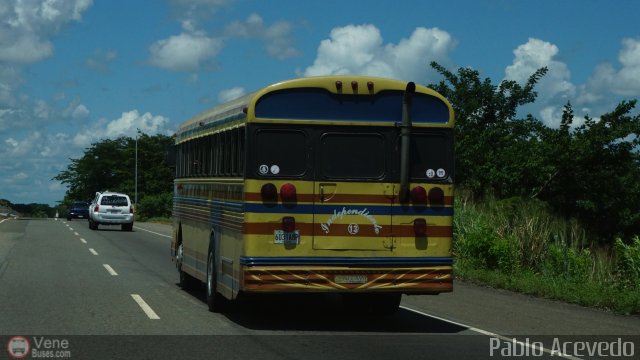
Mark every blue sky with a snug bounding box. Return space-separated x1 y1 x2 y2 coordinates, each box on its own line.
1 0 639 206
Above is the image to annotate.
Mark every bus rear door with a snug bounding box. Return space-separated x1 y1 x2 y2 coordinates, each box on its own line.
312 132 395 251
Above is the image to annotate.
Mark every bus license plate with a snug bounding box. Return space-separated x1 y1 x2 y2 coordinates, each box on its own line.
274 230 300 244
335 275 368 284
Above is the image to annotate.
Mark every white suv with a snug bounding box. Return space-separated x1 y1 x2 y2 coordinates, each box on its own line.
89 191 134 231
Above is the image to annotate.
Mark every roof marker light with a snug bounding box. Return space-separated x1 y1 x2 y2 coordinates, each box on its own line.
335 81 343 91
367 81 374 91
351 81 358 91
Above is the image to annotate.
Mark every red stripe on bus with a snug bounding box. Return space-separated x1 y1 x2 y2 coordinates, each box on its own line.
245 192 453 205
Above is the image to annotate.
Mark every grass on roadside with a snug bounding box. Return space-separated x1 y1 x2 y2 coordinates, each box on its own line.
454 192 640 315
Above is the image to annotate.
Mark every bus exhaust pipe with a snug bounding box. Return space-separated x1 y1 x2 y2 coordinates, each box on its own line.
399 81 415 203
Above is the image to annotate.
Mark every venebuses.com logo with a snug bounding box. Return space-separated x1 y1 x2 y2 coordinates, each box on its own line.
6 336 30 359
5 336 71 359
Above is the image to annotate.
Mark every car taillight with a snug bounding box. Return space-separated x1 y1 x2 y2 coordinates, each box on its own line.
130 206 134 214
410 186 427 205
280 183 297 202
413 218 427 236
261 183 278 201
94 204 99 212
282 216 295 232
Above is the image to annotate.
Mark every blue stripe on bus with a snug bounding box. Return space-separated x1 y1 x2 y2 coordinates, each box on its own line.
175 197 453 216
243 203 453 216
240 256 453 267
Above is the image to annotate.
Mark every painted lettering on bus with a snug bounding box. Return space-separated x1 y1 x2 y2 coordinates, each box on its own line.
320 207 382 235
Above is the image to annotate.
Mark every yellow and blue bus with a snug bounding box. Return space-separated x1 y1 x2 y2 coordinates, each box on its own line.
171 76 454 314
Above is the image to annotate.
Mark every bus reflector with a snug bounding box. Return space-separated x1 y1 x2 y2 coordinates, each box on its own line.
282 216 295 232
414 219 427 236
280 183 297 202
261 183 278 201
410 186 427 205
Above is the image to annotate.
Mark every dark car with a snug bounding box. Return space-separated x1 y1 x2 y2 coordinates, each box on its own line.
67 201 89 220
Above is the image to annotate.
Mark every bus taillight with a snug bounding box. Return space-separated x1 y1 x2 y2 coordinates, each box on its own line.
413 219 427 236
428 187 445 207
261 183 278 201
282 216 296 232
410 186 427 205
280 183 297 202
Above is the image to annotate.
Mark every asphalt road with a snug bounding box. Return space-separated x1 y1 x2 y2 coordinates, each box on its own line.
1 218 638 360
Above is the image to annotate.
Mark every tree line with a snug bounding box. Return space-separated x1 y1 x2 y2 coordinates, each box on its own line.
428 62 640 244
53 134 175 220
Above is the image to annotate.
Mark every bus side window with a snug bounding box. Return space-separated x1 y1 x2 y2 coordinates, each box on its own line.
238 127 245 176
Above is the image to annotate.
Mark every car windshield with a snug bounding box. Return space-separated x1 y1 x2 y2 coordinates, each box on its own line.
72 202 88 208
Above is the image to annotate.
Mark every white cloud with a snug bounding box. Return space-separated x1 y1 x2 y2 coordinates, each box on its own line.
73 110 171 147
581 38 640 100
505 38 575 103
503 38 583 127
63 97 90 119
148 31 223 72
218 87 245 103
168 0 232 32
302 24 456 82
225 13 299 59
0 0 92 64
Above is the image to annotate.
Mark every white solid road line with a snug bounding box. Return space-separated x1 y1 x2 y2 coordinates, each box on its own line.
102 264 118 276
131 294 160 319
134 225 171 239
88 248 98 256
400 306 581 360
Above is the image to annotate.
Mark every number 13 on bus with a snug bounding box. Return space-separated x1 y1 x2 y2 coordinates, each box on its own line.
169 76 454 314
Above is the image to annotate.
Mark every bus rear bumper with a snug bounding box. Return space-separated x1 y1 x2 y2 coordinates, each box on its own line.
241 263 453 294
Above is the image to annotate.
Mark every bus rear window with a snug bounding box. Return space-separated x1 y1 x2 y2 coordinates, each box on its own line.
255 88 449 123
320 133 385 179
410 133 453 181
255 129 307 176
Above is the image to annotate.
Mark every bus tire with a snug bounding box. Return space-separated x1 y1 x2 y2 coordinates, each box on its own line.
177 242 196 290
206 249 225 312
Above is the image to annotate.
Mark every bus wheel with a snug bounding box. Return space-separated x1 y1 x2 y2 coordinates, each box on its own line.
206 249 225 312
177 243 196 290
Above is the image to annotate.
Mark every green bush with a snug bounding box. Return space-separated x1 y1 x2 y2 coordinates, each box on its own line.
542 242 593 281
614 237 640 290
136 192 172 221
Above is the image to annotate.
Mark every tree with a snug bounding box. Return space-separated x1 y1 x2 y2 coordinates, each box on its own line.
54 134 175 207
428 62 550 198
541 101 640 241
